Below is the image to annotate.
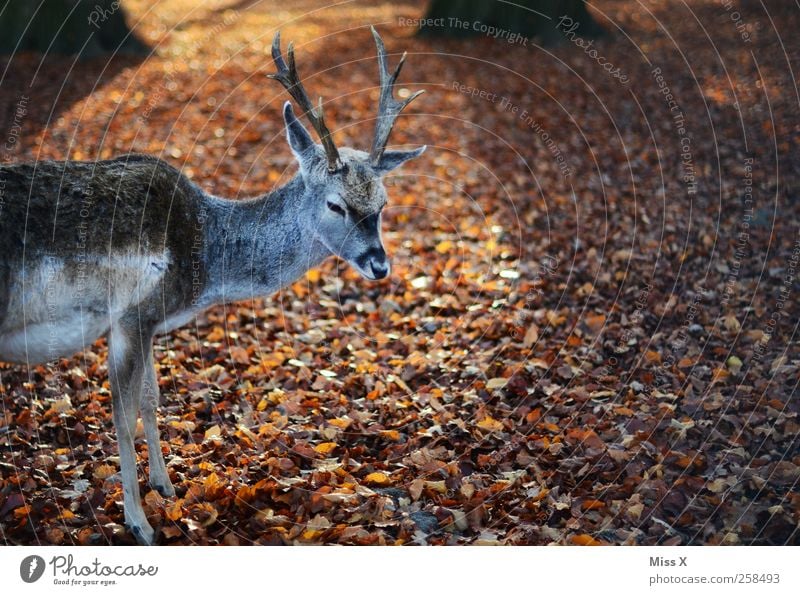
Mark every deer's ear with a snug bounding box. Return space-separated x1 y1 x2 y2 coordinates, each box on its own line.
283 101 314 159
376 146 426 174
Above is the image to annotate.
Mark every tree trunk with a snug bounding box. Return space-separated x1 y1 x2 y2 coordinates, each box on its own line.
420 0 602 43
0 0 148 57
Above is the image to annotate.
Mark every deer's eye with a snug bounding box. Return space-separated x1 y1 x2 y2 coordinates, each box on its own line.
327 201 346 217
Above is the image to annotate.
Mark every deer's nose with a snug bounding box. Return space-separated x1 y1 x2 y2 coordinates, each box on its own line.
358 246 390 280
369 258 390 279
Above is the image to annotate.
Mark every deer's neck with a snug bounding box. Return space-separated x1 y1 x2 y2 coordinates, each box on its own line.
199 175 329 306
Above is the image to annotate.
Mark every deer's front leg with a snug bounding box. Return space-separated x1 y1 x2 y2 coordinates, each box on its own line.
140 345 175 497
108 324 155 545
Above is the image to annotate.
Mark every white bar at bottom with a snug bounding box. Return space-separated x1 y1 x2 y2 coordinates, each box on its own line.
1 545 797 594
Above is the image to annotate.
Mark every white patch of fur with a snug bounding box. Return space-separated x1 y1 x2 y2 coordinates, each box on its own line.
107 324 129 372
0 251 169 364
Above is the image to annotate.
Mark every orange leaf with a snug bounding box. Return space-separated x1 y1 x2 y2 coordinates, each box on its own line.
711 368 730 383
435 240 453 254
364 472 391 485
166 499 184 521
581 499 605 511
206 326 225 342
571 534 604 546
585 313 606 333
645 350 662 363
477 416 504 432
314 442 338 455
525 408 542 423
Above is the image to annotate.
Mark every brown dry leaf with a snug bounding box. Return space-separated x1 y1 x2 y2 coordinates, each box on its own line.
204 425 222 440
486 378 508 390
523 324 539 348
93 464 117 480
229 346 250 364
723 315 741 332
409 478 425 501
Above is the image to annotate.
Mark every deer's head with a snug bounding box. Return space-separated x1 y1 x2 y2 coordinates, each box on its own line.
268 27 425 280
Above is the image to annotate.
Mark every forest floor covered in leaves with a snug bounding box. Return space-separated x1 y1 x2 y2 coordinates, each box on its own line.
1 0 798 545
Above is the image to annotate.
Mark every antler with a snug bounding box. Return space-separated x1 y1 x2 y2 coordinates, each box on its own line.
268 31 342 172
369 26 424 166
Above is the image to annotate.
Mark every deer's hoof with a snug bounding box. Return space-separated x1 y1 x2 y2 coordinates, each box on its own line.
150 477 176 498
153 483 175 498
130 522 156 545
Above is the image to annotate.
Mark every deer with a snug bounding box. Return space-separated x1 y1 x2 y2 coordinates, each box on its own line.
0 27 425 544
